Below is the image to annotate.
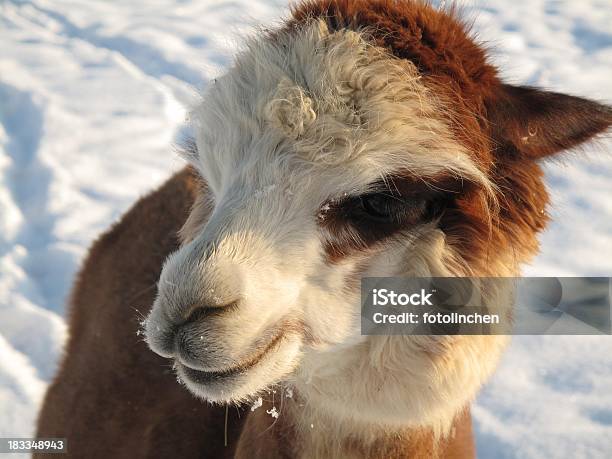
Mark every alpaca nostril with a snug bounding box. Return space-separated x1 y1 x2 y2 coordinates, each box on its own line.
183 306 210 325
182 300 240 326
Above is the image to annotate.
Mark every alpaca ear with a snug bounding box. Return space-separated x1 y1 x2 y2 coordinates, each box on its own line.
489 84 612 159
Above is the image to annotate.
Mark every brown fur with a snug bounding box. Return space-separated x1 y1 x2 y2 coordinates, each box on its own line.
36 167 474 458
37 1 611 458
236 399 475 459
288 0 611 274
35 169 246 458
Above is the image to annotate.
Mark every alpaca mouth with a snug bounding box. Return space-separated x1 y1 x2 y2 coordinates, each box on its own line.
177 361 248 385
176 329 286 387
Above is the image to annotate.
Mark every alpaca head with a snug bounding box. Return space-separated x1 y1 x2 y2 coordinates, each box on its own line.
146 1 611 432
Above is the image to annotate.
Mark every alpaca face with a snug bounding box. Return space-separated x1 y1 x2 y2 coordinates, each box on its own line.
146 21 497 417
145 12 610 432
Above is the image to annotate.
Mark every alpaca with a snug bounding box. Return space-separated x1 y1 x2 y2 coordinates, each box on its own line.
36 1 612 458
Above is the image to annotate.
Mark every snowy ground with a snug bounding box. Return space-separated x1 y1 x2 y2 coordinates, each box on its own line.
1 0 611 457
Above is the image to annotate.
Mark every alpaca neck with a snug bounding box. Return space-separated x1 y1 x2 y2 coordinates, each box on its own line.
234 394 475 459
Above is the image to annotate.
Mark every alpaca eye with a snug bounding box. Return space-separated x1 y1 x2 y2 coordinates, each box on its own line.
359 194 396 220
357 192 430 226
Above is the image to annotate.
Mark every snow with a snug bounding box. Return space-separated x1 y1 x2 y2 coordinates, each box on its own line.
251 396 263 412
0 0 611 457
266 406 279 419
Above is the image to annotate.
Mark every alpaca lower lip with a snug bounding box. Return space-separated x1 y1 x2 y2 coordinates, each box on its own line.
176 330 286 386
178 361 246 385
